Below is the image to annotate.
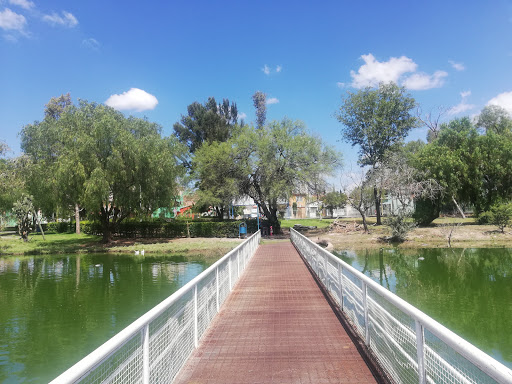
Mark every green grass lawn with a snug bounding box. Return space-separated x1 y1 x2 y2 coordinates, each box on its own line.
0 232 243 257
432 216 477 225
279 218 336 229
0 233 103 255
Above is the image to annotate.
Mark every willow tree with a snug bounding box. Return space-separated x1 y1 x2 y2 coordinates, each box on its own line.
336 82 418 225
195 119 341 233
21 100 185 242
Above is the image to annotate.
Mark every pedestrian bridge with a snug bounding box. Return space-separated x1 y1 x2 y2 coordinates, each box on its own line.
51 229 512 384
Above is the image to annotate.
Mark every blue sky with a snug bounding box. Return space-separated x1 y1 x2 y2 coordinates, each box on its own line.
1 0 512 180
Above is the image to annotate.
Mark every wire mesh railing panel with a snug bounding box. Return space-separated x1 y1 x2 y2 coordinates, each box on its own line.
424 329 499 384
218 261 230 306
290 228 512 384
149 292 194 384
51 231 261 384
77 333 143 384
326 257 342 306
197 272 217 342
368 288 419 384
341 269 365 338
230 253 238 286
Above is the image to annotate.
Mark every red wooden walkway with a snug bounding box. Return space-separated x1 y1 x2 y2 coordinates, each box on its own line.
174 241 378 384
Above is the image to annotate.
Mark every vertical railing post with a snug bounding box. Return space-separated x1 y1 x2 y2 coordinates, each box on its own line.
216 266 219 312
338 263 344 311
142 323 150 384
237 250 240 279
194 284 198 348
228 255 232 291
323 252 329 289
415 319 427 384
362 282 370 346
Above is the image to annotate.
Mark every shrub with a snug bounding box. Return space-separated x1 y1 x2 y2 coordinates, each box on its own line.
387 213 416 242
413 198 440 226
483 203 512 233
477 211 492 225
45 221 72 233
77 219 262 239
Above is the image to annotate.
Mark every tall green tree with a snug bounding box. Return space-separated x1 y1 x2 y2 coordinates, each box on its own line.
195 119 340 232
476 105 512 135
0 144 25 215
252 91 266 129
413 115 512 220
322 190 347 217
21 100 185 242
173 97 238 155
336 82 418 225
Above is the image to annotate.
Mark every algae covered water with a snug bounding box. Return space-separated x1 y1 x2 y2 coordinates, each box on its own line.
335 247 512 369
0 253 213 383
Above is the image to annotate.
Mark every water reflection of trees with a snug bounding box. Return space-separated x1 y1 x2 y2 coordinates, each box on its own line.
0 254 209 383
338 247 512 367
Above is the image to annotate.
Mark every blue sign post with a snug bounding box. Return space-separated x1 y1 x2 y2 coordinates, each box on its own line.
239 222 247 239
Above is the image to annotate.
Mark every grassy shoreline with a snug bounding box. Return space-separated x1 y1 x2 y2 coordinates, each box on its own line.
0 233 243 258
2 217 511 257
300 217 512 250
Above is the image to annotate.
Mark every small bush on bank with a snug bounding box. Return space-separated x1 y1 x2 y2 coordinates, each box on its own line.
387 213 416 242
480 203 512 233
413 198 440 226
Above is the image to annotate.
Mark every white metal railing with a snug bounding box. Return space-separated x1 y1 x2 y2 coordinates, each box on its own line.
50 231 261 384
290 228 512 384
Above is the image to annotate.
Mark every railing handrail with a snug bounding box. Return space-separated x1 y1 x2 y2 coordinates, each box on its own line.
50 231 261 384
290 228 512 384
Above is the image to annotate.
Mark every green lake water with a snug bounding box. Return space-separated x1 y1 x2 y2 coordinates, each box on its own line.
0 253 213 383
335 247 512 369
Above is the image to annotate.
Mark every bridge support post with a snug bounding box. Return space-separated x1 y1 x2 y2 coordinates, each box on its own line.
194 284 198 348
338 263 344 311
142 324 150 384
362 282 370 346
216 266 219 312
324 252 329 290
237 250 240 279
228 256 232 291
415 319 426 384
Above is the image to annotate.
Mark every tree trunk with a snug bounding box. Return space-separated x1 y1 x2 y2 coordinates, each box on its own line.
258 200 282 234
75 203 81 234
452 196 466 219
35 211 45 241
100 208 111 243
361 212 369 233
374 187 382 225
269 205 281 234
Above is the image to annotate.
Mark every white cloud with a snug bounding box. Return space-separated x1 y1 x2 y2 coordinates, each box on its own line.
336 82 346 88
350 54 417 88
449 60 465 71
8 0 34 10
262 64 282 75
238 112 247 120
82 37 100 50
448 102 475 115
487 91 512 115
105 88 158 112
402 70 448 90
42 11 78 27
0 8 26 31
3 33 18 42
448 90 475 115
266 97 279 105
